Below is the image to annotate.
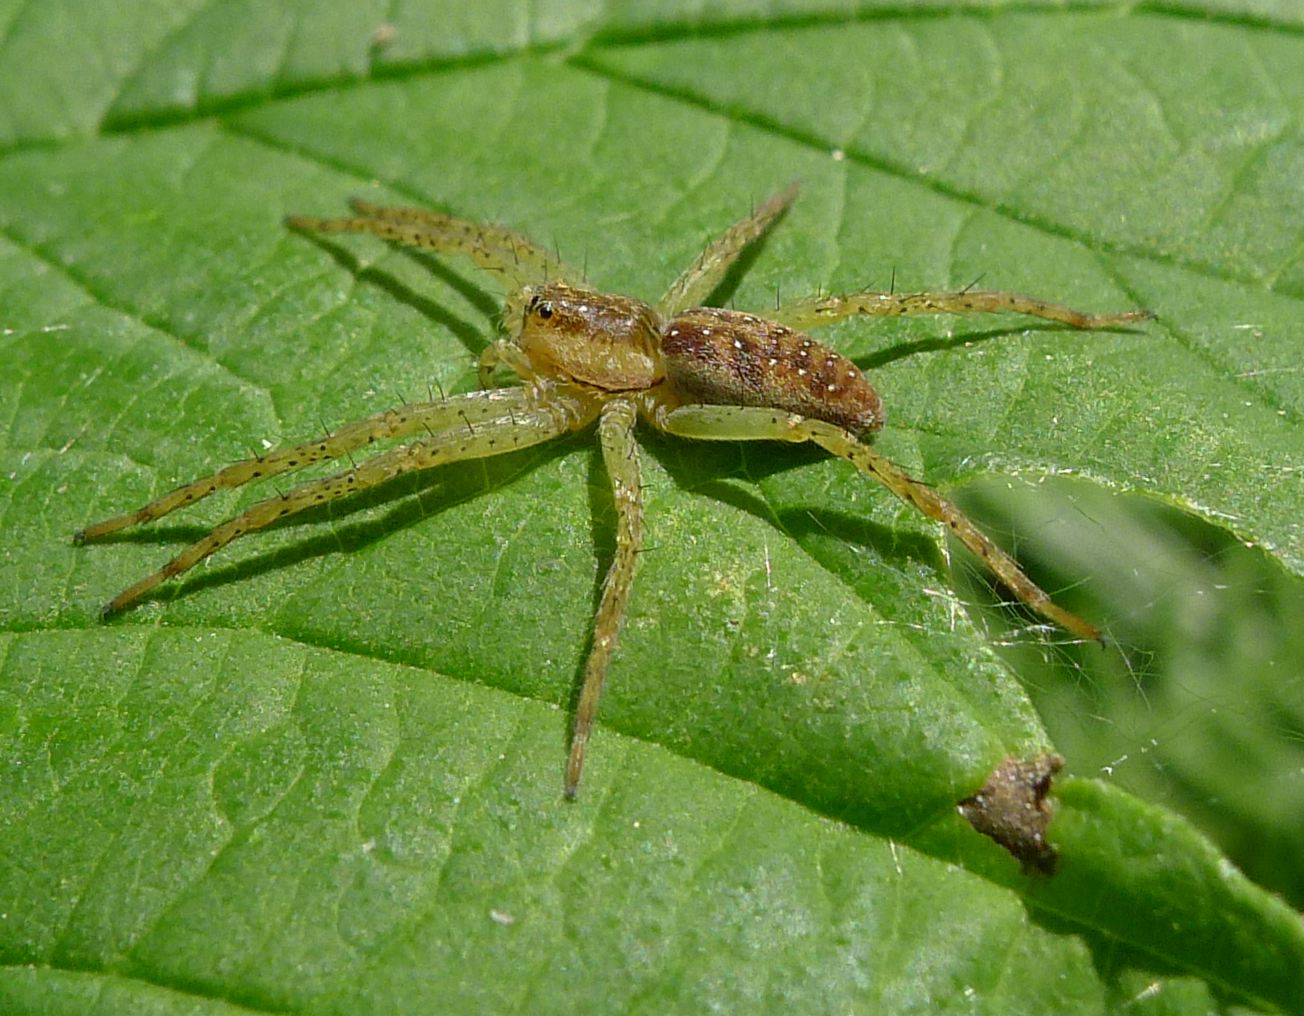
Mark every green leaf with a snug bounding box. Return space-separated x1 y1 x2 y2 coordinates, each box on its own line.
2 3 1301 1013
950 472 1304 909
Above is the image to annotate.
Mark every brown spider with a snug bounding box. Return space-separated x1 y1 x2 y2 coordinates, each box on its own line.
75 184 1151 797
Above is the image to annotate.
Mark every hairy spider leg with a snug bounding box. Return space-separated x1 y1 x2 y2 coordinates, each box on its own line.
285 205 567 292
657 181 800 319
657 405 1102 642
93 400 585 617
75 388 531 543
345 196 576 286
566 398 644 798
770 289 1154 332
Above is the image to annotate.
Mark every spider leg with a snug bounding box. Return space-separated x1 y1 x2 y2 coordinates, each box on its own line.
349 196 579 284
286 199 574 289
566 398 643 799
769 289 1153 332
95 398 584 617
657 181 800 319
655 404 1102 642
75 388 531 543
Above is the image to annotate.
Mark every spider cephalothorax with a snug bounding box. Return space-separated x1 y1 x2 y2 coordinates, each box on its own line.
515 282 663 392
75 184 1150 797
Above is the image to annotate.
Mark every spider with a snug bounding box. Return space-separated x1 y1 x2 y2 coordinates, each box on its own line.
75 184 1151 798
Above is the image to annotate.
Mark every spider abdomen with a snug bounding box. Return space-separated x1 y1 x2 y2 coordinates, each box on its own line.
661 307 884 437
